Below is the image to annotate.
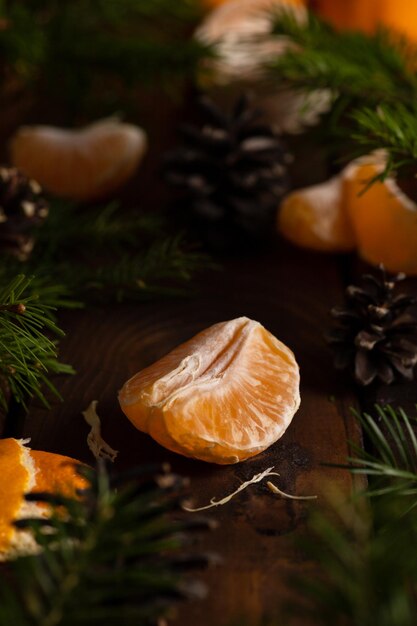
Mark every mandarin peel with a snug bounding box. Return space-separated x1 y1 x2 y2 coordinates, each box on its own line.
119 317 301 465
0 439 85 561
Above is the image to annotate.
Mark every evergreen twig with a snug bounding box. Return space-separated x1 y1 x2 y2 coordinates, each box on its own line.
0 461 212 626
0 274 74 410
351 104 417 180
269 11 417 111
0 0 212 119
283 405 417 626
267 11 417 178
0 202 213 304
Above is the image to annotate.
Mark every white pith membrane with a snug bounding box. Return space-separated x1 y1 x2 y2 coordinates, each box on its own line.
183 466 316 512
82 400 119 461
121 317 301 463
2 439 45 561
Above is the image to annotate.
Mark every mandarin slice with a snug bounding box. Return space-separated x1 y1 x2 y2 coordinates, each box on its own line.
10 117 147 201
119 317 300 464
278 174 356 252
0 439 85 560
343 158 417 275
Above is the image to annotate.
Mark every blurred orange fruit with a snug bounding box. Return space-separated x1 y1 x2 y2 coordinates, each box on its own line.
343 156 417 275
202 0 304 7
0 438 85 560
315 0 417 42
10 117 147 202
278 174 356 252
119 317 300 465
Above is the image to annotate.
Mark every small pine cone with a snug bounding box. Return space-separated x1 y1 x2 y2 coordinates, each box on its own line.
327 268 417 386
0 167 48 260
164 93 290 250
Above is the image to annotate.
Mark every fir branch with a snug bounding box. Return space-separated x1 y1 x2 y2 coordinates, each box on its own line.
346 405 417 501
282 405 417 626
0 461 211 626
284 495 417 626
266 11 417 177
0 0 212 119
268 12 417 111
0 202 213 304
0 274 74 410
351 104 417 180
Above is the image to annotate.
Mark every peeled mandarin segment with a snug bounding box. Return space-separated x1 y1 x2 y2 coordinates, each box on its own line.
119 317 300 465
0 439 29 555
278 175 356 252
343 161 417 275
10 118 147 201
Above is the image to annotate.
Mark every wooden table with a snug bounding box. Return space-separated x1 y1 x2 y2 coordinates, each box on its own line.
2 240 376 625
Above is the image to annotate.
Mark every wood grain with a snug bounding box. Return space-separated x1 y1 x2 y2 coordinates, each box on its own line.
9 243 362 625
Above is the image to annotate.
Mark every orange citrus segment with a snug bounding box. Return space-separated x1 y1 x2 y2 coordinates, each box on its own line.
10 118 147 201
119 317 300 464
343 156 417 275
278 174 356 252
0 439 29 554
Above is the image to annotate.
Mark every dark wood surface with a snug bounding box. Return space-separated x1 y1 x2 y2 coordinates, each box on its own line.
2 242 367 625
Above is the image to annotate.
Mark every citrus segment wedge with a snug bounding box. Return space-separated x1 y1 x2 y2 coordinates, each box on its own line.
119 317 300 464
10 118 147 201
279 174 356 252
344 157 417 275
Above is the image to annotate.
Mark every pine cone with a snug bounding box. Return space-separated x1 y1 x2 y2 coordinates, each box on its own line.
327 269 417 386
164 94 290 249
0 167 48 260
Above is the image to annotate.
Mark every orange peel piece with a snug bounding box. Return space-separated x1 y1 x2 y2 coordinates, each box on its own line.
0 438 85 561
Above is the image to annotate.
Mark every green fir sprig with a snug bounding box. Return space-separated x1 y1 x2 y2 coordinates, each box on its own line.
282 405 417 626
351 104 417 181
0 0 212 120
347 405 417 500
0 202 212 304
0 274 74 410
269 12 417 108
267 11 417 179
0 461 212 626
